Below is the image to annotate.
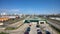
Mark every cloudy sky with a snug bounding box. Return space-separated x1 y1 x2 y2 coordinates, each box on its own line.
0 0 60 15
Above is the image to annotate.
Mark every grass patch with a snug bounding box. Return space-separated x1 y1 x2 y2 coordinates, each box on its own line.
0 32 9 34
4 18 25 24
5 27 16 30
5 23 24 30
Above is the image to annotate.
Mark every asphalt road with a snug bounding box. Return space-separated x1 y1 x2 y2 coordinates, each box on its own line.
0 16 59 34
5 22 58 34
44 23 58 34
47 20 60 30
29 23 37 34
29 22 58 34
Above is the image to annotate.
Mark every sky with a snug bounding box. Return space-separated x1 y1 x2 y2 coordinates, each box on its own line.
0 0 60 15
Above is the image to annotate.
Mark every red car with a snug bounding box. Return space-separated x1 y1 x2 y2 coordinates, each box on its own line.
29 24 31 26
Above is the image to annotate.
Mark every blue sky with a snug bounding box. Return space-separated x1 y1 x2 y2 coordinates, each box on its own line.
0 0 60 15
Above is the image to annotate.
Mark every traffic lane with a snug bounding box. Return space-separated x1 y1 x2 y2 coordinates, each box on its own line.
24 27 30 34
6 23 29 34
29 24 37 34
47 20 60 30
38 22 58 34
37 28 42 34
43 23 58 34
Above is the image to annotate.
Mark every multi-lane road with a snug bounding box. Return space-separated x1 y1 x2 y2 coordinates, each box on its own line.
29 23 37 34
29 22 58 34
0 16 59 34
4 21 59 34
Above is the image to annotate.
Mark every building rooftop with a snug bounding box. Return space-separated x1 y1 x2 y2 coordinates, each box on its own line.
0 17 9 22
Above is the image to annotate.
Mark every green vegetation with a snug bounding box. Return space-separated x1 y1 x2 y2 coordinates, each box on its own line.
4 17 25 24
0 32 9 34
5 27 16 30
59 32 60 34
16 23 24 29
7 18 21 24
5 17 26 30
5 23 24 30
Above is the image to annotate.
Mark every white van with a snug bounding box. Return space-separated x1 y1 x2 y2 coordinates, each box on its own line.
39 21 46 28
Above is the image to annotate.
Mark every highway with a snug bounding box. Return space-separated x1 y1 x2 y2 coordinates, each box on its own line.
29 22 58 34
44 23 58 34
0 16 59 34
29 23 37 34
47 20 60 30
3 22 59 34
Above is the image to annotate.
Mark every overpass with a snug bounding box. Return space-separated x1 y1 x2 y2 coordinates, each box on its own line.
24 17 46 24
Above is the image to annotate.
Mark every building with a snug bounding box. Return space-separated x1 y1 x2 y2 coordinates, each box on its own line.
0 17 9 26
0 15 19 26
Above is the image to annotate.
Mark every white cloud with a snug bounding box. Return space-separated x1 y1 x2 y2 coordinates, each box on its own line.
0 8 21 14
0 8 21 11
10 9 20 12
